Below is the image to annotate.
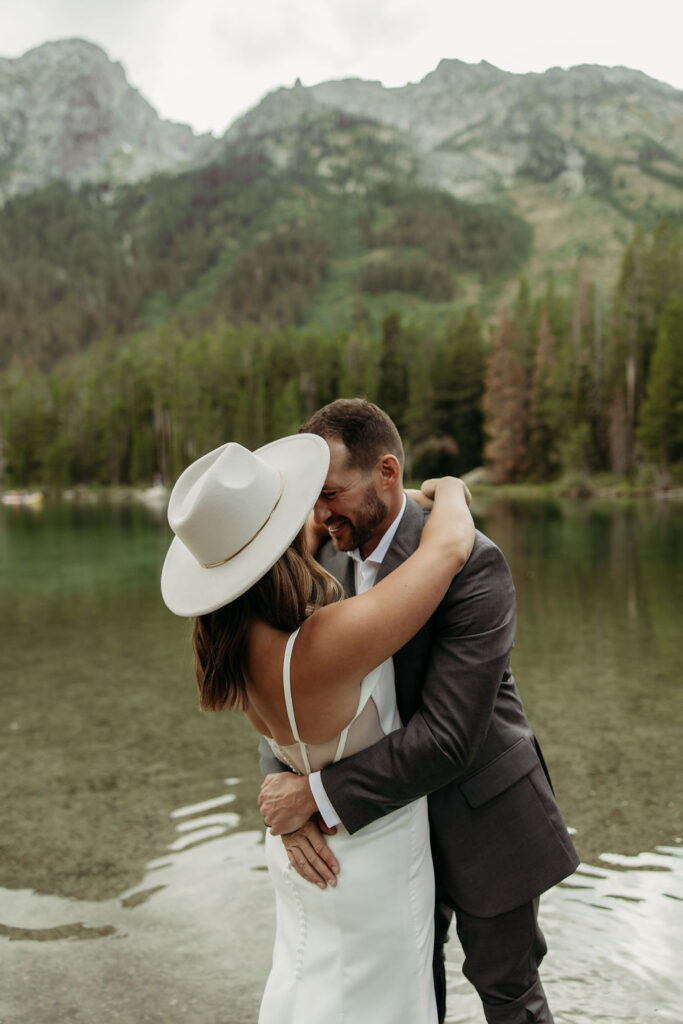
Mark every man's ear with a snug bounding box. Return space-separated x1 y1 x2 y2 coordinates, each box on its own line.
376 454 402 490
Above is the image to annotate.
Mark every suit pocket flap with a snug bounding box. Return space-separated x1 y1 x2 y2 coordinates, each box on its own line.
459 738 538 808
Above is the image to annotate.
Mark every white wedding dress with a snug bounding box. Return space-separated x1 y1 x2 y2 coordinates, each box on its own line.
259 628 437 1024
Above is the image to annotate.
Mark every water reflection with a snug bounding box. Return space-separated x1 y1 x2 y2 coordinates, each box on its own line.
472 495 683 866
0 821 274 1024
169 789 240 851
445 846 683 1024
1 800 681 1023
1 497 682 1022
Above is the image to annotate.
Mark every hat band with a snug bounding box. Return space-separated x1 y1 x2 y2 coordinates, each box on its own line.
200 474 285 568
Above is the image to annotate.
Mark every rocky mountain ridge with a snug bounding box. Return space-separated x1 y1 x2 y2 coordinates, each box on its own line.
0 39 218 202
3 39 681 210
227 58 683 202
1 39 681 298
221 59 682 290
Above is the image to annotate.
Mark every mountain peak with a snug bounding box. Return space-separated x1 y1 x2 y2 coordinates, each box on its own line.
22 37 112 58
429 57 508 79
10 37 125 79
0 38 218 203
227 57 683 207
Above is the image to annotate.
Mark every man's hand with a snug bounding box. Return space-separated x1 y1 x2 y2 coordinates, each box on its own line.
258 772 318 835
281 818 340 888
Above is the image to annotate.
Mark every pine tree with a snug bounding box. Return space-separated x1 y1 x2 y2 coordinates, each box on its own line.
608 228 647 472
567 264 606 470
482 310 528 483
607 221 683 472
512 277 534 374
432 308 486 474
527 308 559 479
404 333 437 456
377 312 409 433
637 296 683 465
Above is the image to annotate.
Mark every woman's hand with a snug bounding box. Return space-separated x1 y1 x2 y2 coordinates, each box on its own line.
418 476 475 569
408 478 472 507
281 818 340 889
405 487 433 509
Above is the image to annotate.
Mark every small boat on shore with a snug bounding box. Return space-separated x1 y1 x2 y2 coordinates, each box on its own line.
1 490 44 508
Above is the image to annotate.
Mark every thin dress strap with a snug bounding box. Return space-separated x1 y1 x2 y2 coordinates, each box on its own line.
329 664 384 763
282 628 311 774
282 628 386 770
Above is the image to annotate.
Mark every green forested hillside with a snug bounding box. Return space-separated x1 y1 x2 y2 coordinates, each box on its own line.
2 219 681 491
0 111 681 491
0 112 530 370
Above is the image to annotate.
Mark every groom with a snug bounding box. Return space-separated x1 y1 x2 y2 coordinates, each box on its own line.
258 398 579 1024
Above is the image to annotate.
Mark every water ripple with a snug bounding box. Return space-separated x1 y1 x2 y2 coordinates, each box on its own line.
1 831 680 1024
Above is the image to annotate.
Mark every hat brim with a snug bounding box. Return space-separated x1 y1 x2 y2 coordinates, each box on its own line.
161 433 329 616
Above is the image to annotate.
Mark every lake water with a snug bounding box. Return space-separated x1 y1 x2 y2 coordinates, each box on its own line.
1 494 681 1023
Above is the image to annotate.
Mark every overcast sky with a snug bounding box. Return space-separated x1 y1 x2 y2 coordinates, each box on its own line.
2 0 681 136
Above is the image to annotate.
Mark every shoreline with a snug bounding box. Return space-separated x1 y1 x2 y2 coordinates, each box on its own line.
469 481 683 502
2 470 683 506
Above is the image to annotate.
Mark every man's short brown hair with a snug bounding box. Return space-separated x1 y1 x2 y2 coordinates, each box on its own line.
300 399 404 473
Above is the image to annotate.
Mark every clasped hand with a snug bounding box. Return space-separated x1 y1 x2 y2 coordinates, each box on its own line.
406 477 472 507
258 773 340 888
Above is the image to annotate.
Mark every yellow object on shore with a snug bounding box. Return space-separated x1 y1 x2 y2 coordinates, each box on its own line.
1 491 44 508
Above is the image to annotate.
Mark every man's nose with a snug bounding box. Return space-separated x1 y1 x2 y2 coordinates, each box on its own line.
313 498 331 524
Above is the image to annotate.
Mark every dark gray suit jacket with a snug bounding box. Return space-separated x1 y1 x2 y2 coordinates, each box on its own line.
259 497 579 918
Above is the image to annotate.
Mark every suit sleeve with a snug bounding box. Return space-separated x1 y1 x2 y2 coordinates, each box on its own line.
258 734 293 779
319 535 517 833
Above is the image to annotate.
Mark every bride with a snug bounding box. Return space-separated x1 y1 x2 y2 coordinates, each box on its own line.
161 432 474 1024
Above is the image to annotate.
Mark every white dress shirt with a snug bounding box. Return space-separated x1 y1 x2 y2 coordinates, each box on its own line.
308 495 407 827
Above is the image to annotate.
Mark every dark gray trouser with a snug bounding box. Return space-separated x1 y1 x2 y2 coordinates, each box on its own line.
433 895 553 1024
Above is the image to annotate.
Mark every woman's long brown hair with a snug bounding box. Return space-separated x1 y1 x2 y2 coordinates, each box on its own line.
192 531 341 711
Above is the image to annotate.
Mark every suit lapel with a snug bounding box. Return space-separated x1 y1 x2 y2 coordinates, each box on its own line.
375 496 424 584
375 498 427 720
321 500 426 719
318 541 355 597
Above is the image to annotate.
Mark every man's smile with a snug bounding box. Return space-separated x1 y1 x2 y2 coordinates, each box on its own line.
327 519 349 536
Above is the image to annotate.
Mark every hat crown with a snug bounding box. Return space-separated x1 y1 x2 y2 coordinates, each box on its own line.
168 443 282 567
161 433 329 617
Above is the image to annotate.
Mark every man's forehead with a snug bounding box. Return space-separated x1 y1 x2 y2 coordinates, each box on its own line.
322 440 363 488
325 436 350 461
322 464 357 489
325 438 355 474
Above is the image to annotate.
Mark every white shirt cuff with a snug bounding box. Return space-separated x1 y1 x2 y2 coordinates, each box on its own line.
308 771 342 828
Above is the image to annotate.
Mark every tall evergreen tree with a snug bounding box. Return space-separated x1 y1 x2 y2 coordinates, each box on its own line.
608 221 683 471
567 265 604 470
527 308 559 479
404 332 437 456
377 312 409 433
512 277 534 374
432 308 486 474
482 310 528 483
608 228 647 472
637 296 683 465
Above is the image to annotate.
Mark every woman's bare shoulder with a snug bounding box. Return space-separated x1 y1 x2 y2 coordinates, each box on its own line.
246 621 291 708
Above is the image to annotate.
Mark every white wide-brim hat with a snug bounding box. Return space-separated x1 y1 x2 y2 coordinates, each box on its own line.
161 433 329 616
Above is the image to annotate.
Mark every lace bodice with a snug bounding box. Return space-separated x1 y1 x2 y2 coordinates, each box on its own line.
265 628 400 775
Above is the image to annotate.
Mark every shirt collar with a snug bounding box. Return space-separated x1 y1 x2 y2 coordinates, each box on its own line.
347 493 407 566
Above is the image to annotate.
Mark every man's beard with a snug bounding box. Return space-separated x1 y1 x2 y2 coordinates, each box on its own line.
328 487 388 552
